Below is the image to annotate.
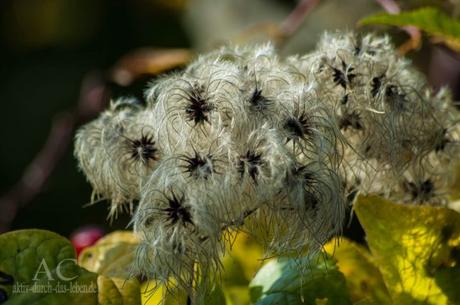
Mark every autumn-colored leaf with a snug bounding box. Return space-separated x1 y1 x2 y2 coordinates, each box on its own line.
325 238 391 305
355 196 460 305
79 231 139 278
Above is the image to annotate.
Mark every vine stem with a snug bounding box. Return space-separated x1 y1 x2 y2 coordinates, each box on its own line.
0 73 109 233
279 0 320 39
221 207 259 231
233 0 321 48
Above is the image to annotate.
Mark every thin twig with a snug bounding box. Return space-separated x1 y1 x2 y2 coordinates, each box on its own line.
375 0 399 13
280 0 320 39
233 0 320 47
0 73 109 233
221 207 259 231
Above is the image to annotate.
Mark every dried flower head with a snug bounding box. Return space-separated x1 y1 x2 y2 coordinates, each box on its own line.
74 31 460 301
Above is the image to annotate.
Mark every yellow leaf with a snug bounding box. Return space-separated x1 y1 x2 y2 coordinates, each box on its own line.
224 286 251 305
79 231 139 278
355 196 460 305
222 231 265 285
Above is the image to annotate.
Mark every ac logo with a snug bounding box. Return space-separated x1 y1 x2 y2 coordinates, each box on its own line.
32 258 78 282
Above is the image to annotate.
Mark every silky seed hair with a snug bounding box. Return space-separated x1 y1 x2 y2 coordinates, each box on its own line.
75 31 460 300
75 98 161 219
288 31 460 203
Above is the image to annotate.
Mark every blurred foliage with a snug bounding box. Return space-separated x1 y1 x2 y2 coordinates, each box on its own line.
183 0 379 54
1 0 102 49
360 7 460 52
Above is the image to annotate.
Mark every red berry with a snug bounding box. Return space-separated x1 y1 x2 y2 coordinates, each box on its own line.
70 226 104 257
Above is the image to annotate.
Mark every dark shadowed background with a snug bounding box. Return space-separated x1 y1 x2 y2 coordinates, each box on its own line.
1 0 459 242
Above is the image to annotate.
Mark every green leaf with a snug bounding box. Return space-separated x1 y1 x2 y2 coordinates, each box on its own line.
249 254 352 305
0 229 140 305
355 196 460 305
324 238 391 305
359 7 460 51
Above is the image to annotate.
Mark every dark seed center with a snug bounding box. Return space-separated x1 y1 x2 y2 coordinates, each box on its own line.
249 89 270 111
162 192 193 227
238 151 263 182
130 135 158 163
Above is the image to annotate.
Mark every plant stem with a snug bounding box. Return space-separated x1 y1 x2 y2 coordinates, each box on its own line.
280 0 320 39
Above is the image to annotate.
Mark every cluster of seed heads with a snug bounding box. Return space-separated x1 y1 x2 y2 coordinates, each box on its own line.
74 31 460 296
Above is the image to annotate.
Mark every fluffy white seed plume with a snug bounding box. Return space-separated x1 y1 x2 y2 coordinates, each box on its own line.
289 31 460 203
74 31 460 299
74 98 161 218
